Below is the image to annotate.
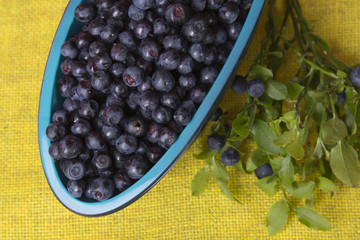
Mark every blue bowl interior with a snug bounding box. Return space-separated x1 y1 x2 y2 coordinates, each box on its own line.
38 0 266 216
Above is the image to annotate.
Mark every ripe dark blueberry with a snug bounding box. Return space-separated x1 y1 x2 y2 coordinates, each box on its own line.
78 99 99 119
49 142 64 160
100 105 124 126
337 89 346 104
181 15 208 43
85 132 106 150
133 0 155 10
140 108 153 121
158 127 178 148
164 3 191 26
62 159 85 180
146 10 157 22
241 0 253 10
202 29 216 45
110 2 128 20
76 31 93 49
146 122 163 143
191 0 206 11
160 92 181 109
110 43 128 62
58 135 83 159
247 79 265 98
78 147 93 161
350 66 360 87
100 24 119 43
158 50 181 70
162 34 186 51
87 177 115 201
204 46 218 65
46 123 66 142
204 10 219 26
58 76 76 98
60 58 73 75
75 80 92 100
52 110 69 125
109 62 126 77
137 76 152 93
69 110 81 124
231 75 248 95
63 98 79 113
123 116 148 137
61 41 78 59
153 18 170 36
152 106 173 124
179 74 197 90
115 134 138 154
78 49 91 62
188 43 207 62
135 140 150 155
86 58 100 74
124 53 136 66
67 180 86 198
227 20 243 41
89 40 108 58
177 55 194 75
126 90 141 109
200 66 218 84
128 4 146 21
207 133 226 150
111 148 128 169
221 148 240 166
88 18 106 36
167 120 184 135
96 0 115 11
102 125 121 141
113 170 132 192
71 118 92 136
219 2 240 24
190 85 207 103
139 91 159 111
254 163 274 179
92 154 112 172
105 95 123 109
156 0 171 8
93 52 112 70
110 79 129 98
134 20 152 40
214 27 228 46
210 107 223 121
125 154 150 179
174 100 196 126
123 66 144 87
140 40 160 62
97 8 111 20
127 18 138 30
146 145 165 164
71 61 87 78
206 0 224 9
75 4 96 23
151 69 175 92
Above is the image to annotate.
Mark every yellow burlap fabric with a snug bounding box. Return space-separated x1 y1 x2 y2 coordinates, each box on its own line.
0 0 359 239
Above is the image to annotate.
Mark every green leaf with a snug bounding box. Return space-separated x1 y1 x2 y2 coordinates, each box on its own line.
285 181 315 198
256 176 277 195
266 200 289 236
308 90 327 103
220 185 242 204
322 117 348 145
336 70 347 78
270 156 284 173
310 33 330 51
317 177 338 193
211 158 229 185
269 51 283 58
329 140 360 187
251 119 280 155
295 207 331 231
278 156 294 184
248 65 273 81
266 80 288 100
232 114 250 138
273 128 297 146
345 87 357 105
286 131 305 160
234 160 251 174
193 150 217 160
285 82 304 99
246 149 268 171
191 167 209 196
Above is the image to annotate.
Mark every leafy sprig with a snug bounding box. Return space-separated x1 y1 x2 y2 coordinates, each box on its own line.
191 0 360 235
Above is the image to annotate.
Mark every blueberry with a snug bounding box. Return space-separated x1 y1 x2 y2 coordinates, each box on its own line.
113 171 132 192
52 110 69 125
100 24 119 43
350 66 360 87
133 0 155 10
67 180 86 198
162 34 186 51
60 58 73 75
204 10 219 26
181 14 208 42
71 61 88 78
87 177 115 201
227 19 243 41
78 49 91 62
71 118 92 136
75 4 96 23
174 100 196 126
86 58 100 75
109 62 126 78
63 98 79 113
200 65 218 84
207 133 226 150
210 107 222 121
203 46 218 65
110 2 128 20
164 3 191 26
151 69 175 92
158 127 178 148
92 154 112 172
89 40 108 58
134 20 152 39
78 147 93 161
78 99 99 119
136 140 151 155
123 66 144 87
123 116 148 137
124 52 136 66
247 79 265 98
58 76 76 98
58 135 83 159
118 31 137 51
128 4 146 21
49 142 64 160
188 43 207 62
139 90 160 111
146 122 163 143
112 149 128 169
146 146 165 163
153 18 170 36
206 0 224 9
115 134 138 154
76 31 93 49
125 154 150 179
62 159 85 180
214 27 228 46
102 125 121 141
156 0 171 8
110 43 128 62
110 79 129 98
90 71 109 91
88 18 106 36
254 163 274 179
46 123 66 142
140 108 154 121
191 0 206 11
126 90 142 109
177 55 194 75
152 106 173 124
231 75 248 95
219 2 240 24
241 0 253 10
202 29 216 45
140 40 160 62
190 85 207 103
146 10 157 22
75 80 93 100
96 0 115 11
221 148 240 166
100 105 124 126
158 50 181 70
93 52 112 70
337 89 346 104
160 92 181 109
85 132 106 150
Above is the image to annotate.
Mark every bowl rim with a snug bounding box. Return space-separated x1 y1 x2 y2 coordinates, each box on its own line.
38 0 266 216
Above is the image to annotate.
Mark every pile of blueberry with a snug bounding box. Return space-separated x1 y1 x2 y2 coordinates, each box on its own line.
46 0 253 201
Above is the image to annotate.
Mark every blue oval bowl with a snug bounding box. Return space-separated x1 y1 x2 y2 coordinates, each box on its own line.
38 0 265 216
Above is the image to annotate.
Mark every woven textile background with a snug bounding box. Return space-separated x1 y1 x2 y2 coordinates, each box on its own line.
0 0 359 239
